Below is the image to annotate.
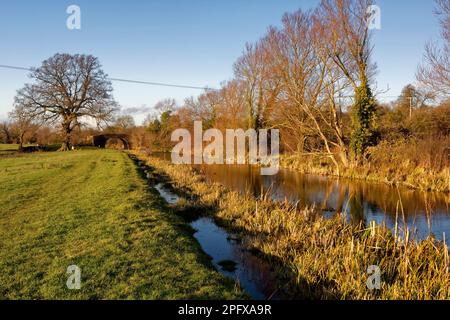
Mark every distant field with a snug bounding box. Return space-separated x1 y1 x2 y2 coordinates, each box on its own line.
0 144 40 156
0 144 19 155
0 149 242 299
0 144 20 151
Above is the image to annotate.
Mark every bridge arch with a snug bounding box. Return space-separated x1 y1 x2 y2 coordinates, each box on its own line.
92 134 132 150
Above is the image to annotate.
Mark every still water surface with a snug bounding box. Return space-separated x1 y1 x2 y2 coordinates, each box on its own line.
153 153 450 241
154 182 279 299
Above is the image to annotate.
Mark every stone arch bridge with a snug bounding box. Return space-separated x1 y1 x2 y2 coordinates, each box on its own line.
91 134 132 150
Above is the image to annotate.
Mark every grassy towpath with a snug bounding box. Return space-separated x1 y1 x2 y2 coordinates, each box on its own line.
0 149 243 299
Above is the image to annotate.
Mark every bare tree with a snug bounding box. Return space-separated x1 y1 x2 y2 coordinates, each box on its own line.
0 121 13 144
181 91 220 130
9 104 38 150
318 0 378 159
234 39 281 130
436 0 450 40
13 53 118 151
234 43 265 130
237 33 272 129
114 115 135 130
395 84 434 118
216 80 248 130
417 0 450 98
265 10 350 173
154 98 177 115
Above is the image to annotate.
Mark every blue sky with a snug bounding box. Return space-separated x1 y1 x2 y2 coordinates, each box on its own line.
0 0 442 123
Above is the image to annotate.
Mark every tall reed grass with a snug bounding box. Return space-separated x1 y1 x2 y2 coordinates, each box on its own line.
281 136 450 193
135 152 450 300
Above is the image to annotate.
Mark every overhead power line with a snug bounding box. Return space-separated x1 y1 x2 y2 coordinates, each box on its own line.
0 64 31 72
0 63 404 100
108 77 213 90
0 64 215 91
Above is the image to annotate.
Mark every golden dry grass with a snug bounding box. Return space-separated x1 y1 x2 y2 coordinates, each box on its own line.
138 153 450 300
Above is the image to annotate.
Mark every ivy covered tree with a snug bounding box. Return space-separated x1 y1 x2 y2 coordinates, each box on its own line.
318 0 378 161
350 78 377 158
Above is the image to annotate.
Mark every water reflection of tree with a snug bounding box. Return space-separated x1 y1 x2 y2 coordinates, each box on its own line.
319 181 336 211
348 185 365 226
248 165 262 197
189 162 448 224
335 184 347 214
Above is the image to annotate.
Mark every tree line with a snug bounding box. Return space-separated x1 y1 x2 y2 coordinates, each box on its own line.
139 0 449 173
2 0 449 174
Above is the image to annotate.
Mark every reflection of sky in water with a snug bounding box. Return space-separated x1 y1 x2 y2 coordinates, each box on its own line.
150 153 449 241
191 218 279 300
193 164 450 241
153 182 281 299
154 183 179 204
150 156 449 300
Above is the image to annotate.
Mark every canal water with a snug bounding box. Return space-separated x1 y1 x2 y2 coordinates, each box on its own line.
153 182 281 299
152 152 450 241
191 217 281 299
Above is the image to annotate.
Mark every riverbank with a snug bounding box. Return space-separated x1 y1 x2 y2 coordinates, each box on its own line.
136 152 450 299
280 151 450 193
0 149 244 299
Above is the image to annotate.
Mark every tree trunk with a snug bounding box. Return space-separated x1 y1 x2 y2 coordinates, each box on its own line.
350 72 376 162
19 133 24 151
338 150 349 169
17 129 29 151
59 141 71 151
59 123 72 151
2 128 12 144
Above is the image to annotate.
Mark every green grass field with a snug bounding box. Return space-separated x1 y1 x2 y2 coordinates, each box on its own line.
0 149 243 299
0 144 20 151
0 144 19 156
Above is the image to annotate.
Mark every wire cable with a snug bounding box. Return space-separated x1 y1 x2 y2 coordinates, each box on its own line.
0 64 215 91
0 64 406 98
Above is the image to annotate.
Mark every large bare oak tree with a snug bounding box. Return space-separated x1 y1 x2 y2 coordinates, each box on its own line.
13 53 117 151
